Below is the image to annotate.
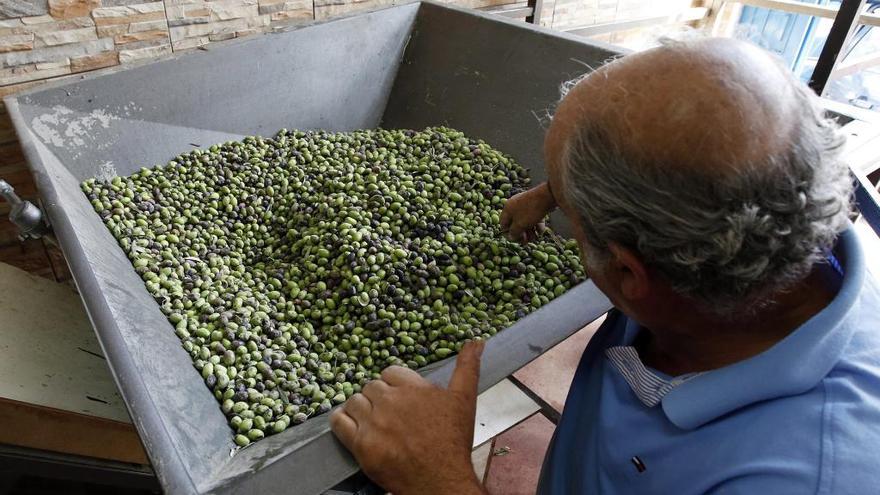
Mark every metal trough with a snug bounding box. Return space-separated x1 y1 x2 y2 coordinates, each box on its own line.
4 3 616 493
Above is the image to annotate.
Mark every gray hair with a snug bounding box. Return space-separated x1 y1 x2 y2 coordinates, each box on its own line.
559 68 852 316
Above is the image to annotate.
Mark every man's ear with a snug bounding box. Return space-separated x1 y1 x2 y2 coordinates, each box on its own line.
607 242 650 300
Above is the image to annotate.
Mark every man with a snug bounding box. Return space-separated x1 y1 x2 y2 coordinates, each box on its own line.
329 37 880 494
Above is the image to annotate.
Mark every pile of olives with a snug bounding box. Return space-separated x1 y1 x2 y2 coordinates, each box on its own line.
82 127 584 446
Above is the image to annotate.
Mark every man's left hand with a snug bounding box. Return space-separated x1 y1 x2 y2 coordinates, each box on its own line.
330 341 487 495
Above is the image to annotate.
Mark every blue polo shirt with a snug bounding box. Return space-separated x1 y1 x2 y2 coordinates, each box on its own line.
538 227 880 494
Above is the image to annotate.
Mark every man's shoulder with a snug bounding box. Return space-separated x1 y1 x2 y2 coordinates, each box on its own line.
835 267 880 385
695 253 880 494
819 269 880 490
690 354 880 494
780 273 880 493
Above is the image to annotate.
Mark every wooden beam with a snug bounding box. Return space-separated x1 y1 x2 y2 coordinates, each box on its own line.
832 50 880 79
482 3 534 20
711 2 745 37
0 398 149 465
736 0 838 19
860 11 880 27
822 97 880 125
564 7 709 38
702 0 731 30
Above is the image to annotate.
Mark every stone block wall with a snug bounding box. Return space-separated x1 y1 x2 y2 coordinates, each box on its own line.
165 0 313 50
0 0 325 86
0 0 544 88
0 0 536 264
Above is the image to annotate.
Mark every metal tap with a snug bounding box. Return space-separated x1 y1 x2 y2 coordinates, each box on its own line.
0 179 49 240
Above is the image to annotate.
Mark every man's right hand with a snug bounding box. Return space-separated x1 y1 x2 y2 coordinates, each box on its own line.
500 182 557 244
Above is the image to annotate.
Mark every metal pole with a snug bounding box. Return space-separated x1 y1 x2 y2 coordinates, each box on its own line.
808 0 868 95
527 0 543 25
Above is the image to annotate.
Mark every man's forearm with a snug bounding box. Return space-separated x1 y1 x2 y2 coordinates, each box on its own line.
435 475 488 495
533 181 558 214
428 460 489 495
398 456 488 495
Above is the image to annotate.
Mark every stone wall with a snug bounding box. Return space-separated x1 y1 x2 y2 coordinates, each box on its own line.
0 0 529 89
0 0 533 257
0 0 321 86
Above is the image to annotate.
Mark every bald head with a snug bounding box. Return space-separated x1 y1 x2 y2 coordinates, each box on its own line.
549 37 851 316
547 38 802 176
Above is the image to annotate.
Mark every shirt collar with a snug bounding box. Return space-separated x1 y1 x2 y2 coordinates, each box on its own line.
660 226 866 430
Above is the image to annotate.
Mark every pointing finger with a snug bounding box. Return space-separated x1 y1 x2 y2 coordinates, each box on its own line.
448 340 484 401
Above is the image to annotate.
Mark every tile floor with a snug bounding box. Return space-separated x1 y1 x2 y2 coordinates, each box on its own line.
470 316 605 492
513 317 606 415
484 413 556 494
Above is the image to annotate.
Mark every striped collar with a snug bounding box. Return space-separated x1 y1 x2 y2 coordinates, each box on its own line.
605 346 701 407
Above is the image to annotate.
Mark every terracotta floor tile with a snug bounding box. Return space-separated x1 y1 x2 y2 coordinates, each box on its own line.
513 315 606 414
484 413 555 495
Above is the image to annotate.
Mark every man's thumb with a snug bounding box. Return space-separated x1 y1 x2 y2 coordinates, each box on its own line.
448 340 484 398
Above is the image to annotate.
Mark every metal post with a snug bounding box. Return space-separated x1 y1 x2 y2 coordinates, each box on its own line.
854 169 880 238
809 0 868 95
527 0 543 25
